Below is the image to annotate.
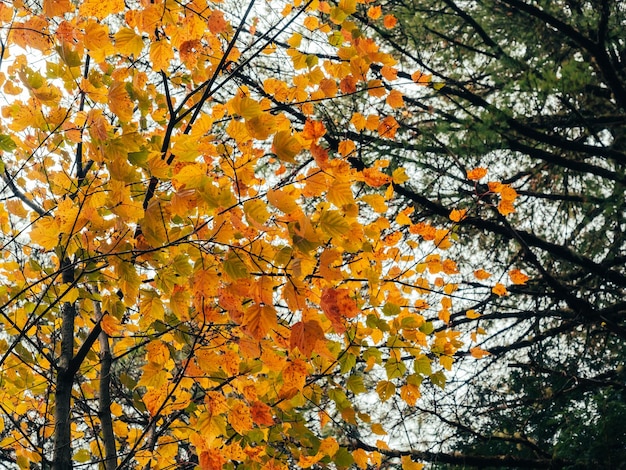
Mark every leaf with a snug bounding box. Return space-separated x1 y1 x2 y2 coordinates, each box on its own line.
375 380 395 401
449 209 467 222
466 167 488 180
371 423 387 435
242 304 276 339
509 269 529 285
473 269 491 280
319 209 349 238
0 135 16 151
320 288 358 333
250 401 274 427
79 0 124 19
101 314 122 336
115 28 145 57
228 400 253 435
273 130 302 162
290 320 324 356
222 252 249 280
402 456 424 470
492 283 508 296
150 40 174 71
470 347 491 359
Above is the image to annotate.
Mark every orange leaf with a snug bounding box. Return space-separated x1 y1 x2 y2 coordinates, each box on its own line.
367 5 382 19
363 167 391 187
466 167 488 180
492 283 508 296
290 320 325 356
383 14 397 28
250 401 274 427
242 303 277 339
449 208 467 222
470 347 491 359
386 89 404 108
411 71 432 84
101 314 122 336
509 269 529 285
473 269 491 280
320 288 359 333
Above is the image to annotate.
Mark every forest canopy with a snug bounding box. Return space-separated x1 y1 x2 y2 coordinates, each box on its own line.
0 0 624 469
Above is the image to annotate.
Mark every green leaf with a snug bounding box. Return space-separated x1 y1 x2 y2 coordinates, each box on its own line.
430 371 446 389
0 135 17 151
385 358 407 380
334 447 355 469
346 374 366 394
222 252 249 280
382 303 401 316
420 321 434 335
339 352 357 374
414 355 432 376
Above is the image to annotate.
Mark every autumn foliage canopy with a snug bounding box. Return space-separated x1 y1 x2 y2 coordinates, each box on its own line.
0 0 522 468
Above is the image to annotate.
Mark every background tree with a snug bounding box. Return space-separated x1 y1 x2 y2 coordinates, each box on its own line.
306 0 625 468
0 0 517 469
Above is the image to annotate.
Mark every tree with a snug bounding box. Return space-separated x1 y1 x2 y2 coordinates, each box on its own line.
315 0 625 468
0 1 520 469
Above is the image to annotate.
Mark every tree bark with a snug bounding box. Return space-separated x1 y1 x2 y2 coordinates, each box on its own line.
95 300 117 470
53 258 75 470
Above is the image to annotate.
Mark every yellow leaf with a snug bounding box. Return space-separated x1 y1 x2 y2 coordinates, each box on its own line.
360 194 387 213
246 114 276 140
30 217 59 250
392 167 409 184
43 0 72 16
140 289 165 326
473 269 491 280
376 380 395 401
319 209 349 238
440 355 453 371
60 286 80 304
287 32 302 48
228 400 253 435
108 81 134 122
386 89 404 108
79 0 124 19
318 437 339 457
402 455 424 470
338 139 356 157
327 180 355 207
150 40 173 71
84 21 112 51
268 187 300 214
371 423 387 435
244 199 271 224
172 163 206 189
146 340 170 365
114 28 145 56
353 449 369 469
273 130 302 162
466 309 481 319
